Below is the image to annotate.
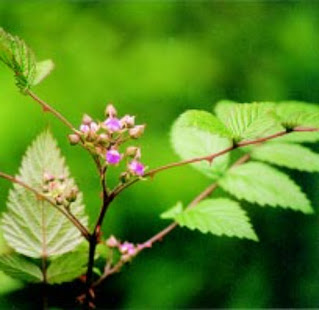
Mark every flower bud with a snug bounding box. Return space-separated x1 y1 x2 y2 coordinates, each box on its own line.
80 124 90 133
120 115 135 128
82 114 92 125
68 134 80 145
104 117 122 133
119 172 130 183
106 235 119 248
106 149 121 165
105 104 117 117
125 146 139 157
55 195 64 205
90 122 99 133
129 125 145 139
66 186 79 203
43 172 55 183
128 160 145 176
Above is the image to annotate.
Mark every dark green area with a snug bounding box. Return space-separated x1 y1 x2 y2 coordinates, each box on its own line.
0 0 319 308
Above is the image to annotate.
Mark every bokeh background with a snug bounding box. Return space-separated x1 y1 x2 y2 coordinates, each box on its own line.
0 0 319 308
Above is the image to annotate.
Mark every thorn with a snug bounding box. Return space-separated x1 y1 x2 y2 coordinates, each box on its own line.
205 157 214 165
89 288 96 299
42 106 49 112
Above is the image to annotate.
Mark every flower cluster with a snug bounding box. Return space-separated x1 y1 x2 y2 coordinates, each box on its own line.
42 172 79 208
106 235 152 262
68 104 146 179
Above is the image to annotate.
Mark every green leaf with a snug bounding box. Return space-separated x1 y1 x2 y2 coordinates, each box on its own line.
2 131 88 258
0 28 54 91
174 198 258 241
171 110 232 179
160 202 183 220
0 254 43 283
33 59 55 86
47 250 87 284
0 28 36 92
274 101 319 129
214 101 283 142
219 162 313 214
274 131 319 143
251 143 319 172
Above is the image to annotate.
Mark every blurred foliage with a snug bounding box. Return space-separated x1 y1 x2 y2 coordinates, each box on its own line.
0 0 319 308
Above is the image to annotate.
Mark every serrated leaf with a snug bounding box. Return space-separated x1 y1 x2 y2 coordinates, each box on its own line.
171 110 232 179
2 131 88 258
174 198 258 241
275 131 319 143
275 101 319 129
0 254 43 283
47 250 87 284
0 28 36 92
251 143 319 172
160 202 183 220
32 59 55 86
214 101 283 142
219 162 313 214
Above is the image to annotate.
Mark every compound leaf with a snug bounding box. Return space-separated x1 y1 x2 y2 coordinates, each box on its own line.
174 198 258 241
219 162 313 214
171 110 232 179
251 143 319 172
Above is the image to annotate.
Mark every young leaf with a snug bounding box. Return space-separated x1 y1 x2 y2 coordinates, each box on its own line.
274 101 319 129
2 131 88 258
219 162 313 214
173 198 258 241
160 202 183 220
0 28 54 92
171 110 232 179
251 143 319 172
214 101 283 142
0 254 43 283
0 28 36 92
33 59 55 86
47 250 87 284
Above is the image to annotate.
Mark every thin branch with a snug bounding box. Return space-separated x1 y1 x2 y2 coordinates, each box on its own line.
111 127 318 199
26 90 77 133
0 172 90 240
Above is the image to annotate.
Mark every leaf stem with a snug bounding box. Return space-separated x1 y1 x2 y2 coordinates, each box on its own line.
26 90 77 133
111 127 318 199
0 172 90 240
93 153 252 286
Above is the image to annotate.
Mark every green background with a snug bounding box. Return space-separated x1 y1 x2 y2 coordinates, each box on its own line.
0 0 319 308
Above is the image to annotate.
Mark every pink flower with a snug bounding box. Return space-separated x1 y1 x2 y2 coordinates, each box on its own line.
106 149 121 165
104 117 122 132
128 160 145 176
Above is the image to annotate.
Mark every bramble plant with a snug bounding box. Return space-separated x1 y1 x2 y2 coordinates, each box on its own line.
0 28 319 308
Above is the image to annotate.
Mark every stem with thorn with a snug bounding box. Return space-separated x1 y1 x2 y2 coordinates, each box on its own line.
92 153 251 287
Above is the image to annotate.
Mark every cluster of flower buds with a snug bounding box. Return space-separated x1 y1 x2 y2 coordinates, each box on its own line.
68 104 147 179
42 172 79 209
106 235 138 262
106 235 152 262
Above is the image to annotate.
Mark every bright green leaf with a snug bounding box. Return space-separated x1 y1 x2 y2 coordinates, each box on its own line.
47 250 87 284
0 28 36 92
33 59 55 86
2 131 88 258
174 198 258 241
0 254 43 283
275 101 319 129
214 101 283 142
219 162 313 214
160 202 183 220
171 110 232 179
251 143 319 172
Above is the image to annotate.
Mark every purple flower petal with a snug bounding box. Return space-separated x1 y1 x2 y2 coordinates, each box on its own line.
106 150 121 165
104 117 122 132
129 160 145 176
